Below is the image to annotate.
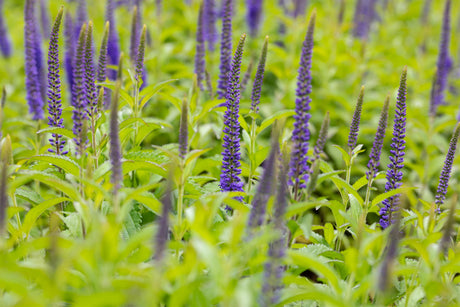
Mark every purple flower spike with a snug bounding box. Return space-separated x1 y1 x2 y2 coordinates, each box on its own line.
84 22 98 119
347 86 365 151
220 34 246 201
310 111 330 166
379 67 408 229
71 24 88 156
75 0 88 38
97 22 109 107
353 0 378 40
250 36 268 113
109 81 122 192
64 12 75 90
435 123 460 213
247 0 263 37
195 3 206 91
248 132 278 230
0 0 12 57
47 7 67 155
129 5 140 63
292 0 308 18
217 0 233 99
430 0 451 117
135 25 147 89
288 12 315 200
366 95 390 180
25 0 45 120
106 0 120 80
204 0 218 51
155 169 172 262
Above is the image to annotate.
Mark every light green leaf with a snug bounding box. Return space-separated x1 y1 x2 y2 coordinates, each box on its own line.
22 197 70 236
256 110 296 136
26 154 80 177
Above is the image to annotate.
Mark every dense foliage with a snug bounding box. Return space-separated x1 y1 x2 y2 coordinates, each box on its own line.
0 0 460 306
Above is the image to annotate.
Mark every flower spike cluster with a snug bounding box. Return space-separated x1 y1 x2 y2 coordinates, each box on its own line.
380 67 407 229
430 0 451 117
24 0 45 120
220 34 246 200
347 86 365 151
135 24 147 87
250 36 268 113
84 22 98 119
47 7 67 155
97 22 109 107
366 95 390 180
288 12 316 199
217 0 233 99
434 123 460 212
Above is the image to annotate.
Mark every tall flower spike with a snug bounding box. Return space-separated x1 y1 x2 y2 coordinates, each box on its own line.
434 123 460 212
0 0 12 57
311 111 330 165
248 129 279 230
366 95 390 180
75 0 88 38
129 5 140 62
217 0 233 99
154 167 173 262
195 3 205 91
109 80 122 193
260 148 289 307
379 67 408 229
106 0 120 80
47 7 67 155
179 98 188 159
24 0 45 120
97 22 109 107
247 0 263 37
33 3 47 101
220 34 246 200
347 86 365 151
39 0 50 38
64 12 75 90
71 24 88 156
84 21 98 120
250 36 268 113
352 0 378 40
430 0 451 117
135 25 146 89
288 12 315 199
204 0 217 51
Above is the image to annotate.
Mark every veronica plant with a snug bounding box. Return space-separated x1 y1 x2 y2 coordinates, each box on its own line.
247 0 263 37
106 0 120 80
47 7 67 155
379 67 407 229
204 0 217 51
289 12 315 201
220 33 246 202
64 12 75 90
217 0 233 99
97 22 109 107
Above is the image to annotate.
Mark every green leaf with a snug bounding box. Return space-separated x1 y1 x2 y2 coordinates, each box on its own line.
37 127 75 139
256 110 296 136
15 186 43 205
332 145 350 167
352 175 369 191
100 83 134 108
330 176 363 205
26 154 80 177
22 197 70 237
139 79 178 109
122 160 166 177
371 186 418 208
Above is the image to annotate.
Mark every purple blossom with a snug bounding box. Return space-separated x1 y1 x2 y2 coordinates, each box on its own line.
64 12 75 90
106 0 120 80
430 0 451 117
288 12 315 199
195 3 206 91
352 0 378 40
179 99 188 159
379 67 407 229
220 34 246 200
25 0 45 120
109 81 122 192
261 151 289 306
217 0 233 99
366 96 390 180
434 123 460 212
250 36 268 113
97 22 109 107
84 22 98 119
247 0 263 37
135 25 147 89
347 86 365 151
0 0 12 57
75 0 88 38
248 133 278 230
71 24 88 156
47 8 67 155
204 0 218 51
129 5 140 63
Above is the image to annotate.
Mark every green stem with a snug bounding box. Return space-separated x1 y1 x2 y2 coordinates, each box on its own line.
247 119 257 196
